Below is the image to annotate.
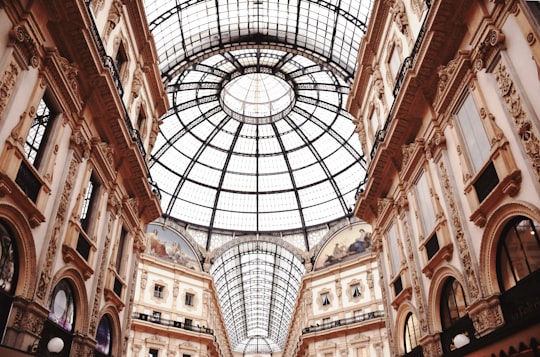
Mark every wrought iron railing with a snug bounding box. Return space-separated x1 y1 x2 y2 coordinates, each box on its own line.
301 310 385 334
132 312 214 335
84 1 160 197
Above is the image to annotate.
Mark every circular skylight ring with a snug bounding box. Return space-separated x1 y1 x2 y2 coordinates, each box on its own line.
220 73 296 124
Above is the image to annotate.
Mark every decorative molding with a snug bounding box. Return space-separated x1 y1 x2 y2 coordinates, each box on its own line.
8 25 39 68
437 160 481 300
0 60 20 120
473 29 505 72
36 157 79 301
494 62 540 181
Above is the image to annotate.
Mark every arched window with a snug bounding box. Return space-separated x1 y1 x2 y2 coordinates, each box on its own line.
497 216 540 291
404 312 421 353
440 277 467 329
49 279 76 332
96 315 112 356
0 221 18 340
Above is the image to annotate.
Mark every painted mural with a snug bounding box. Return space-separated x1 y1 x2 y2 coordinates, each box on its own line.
146 224 200 270
314 223 372 269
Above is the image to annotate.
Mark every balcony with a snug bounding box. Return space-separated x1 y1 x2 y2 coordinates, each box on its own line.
301 310 385 334
132 312 214 335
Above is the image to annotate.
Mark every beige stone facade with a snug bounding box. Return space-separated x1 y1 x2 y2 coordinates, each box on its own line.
348 0 540 356
283 222 390 357
0 0 167 355
127 221 232 357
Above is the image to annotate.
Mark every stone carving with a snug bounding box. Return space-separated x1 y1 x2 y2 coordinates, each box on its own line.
104 0 123 42
437 58 458 93
0 61 20 120
474 29 505 71
36 157 79 301
9 25 39 68
390 0 409 35
438 160 480 299
494 62 540 181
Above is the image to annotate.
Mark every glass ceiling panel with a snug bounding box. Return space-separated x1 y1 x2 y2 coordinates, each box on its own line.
144 1 372 350
149 48 367 245
210 242 305 353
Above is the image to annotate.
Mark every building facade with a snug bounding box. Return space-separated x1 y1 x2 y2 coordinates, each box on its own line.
128 220 232 357
348 0 540 356
283 221 389 357
0 0 167 356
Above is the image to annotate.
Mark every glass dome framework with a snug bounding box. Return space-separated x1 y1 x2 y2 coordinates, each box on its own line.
150 48 367 250
209 241 306 354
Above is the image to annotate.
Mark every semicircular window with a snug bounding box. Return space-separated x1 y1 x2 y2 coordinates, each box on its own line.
0 221 18 295
48 279 76 332
497 216 540 292
95 315 112 355
440 277 468 329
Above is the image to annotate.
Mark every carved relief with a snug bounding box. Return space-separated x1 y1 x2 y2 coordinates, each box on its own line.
474 29 505 72
437 59 458 94
104 0 123 42
438 160 481 299
36 157 79 301
494 62 540 181
390 0 409 35
0 61 20 120
399 210 428 333
9 25 39 68
89 202 117 335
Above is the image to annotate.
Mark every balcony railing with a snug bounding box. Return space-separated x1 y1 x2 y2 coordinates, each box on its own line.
132 312 214 335
84 1 160 197
301 310 384 334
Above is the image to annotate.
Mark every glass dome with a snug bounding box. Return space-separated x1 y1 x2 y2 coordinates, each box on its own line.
143 0 373 353
150 48 367 249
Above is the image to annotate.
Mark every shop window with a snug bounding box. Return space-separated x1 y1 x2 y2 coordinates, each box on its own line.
95 315 112 356
0 222 18 340
441 278 468 329
497 216 540 292
404 312 421 354
49 280 76 332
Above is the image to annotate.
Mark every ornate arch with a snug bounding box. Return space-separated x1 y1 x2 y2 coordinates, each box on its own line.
96 304 122 357
0 203 37 298
49 267 90 334
426 265 468 332
480 201 540 295
394 302 421 356
310 218 364 262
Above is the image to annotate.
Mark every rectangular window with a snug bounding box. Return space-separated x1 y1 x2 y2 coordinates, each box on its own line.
154 284 164 299
369 109 379 136
321 292 330 306
80 176 99 232
115 228 127 272
415 172 437 234
357 347 368 357
149 348 159 357
456 93 491 174
323 317 331 325
389 47 401 80
184 318 192 327
185 292 194 306
182 355 191 357
351 284 361 298
386 224 401 277
24 96 55 168
114 42 128 75
152 311 161 323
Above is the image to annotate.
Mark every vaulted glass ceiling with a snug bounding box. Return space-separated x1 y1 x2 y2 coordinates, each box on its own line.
143 0 373 353
210 241 305 354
